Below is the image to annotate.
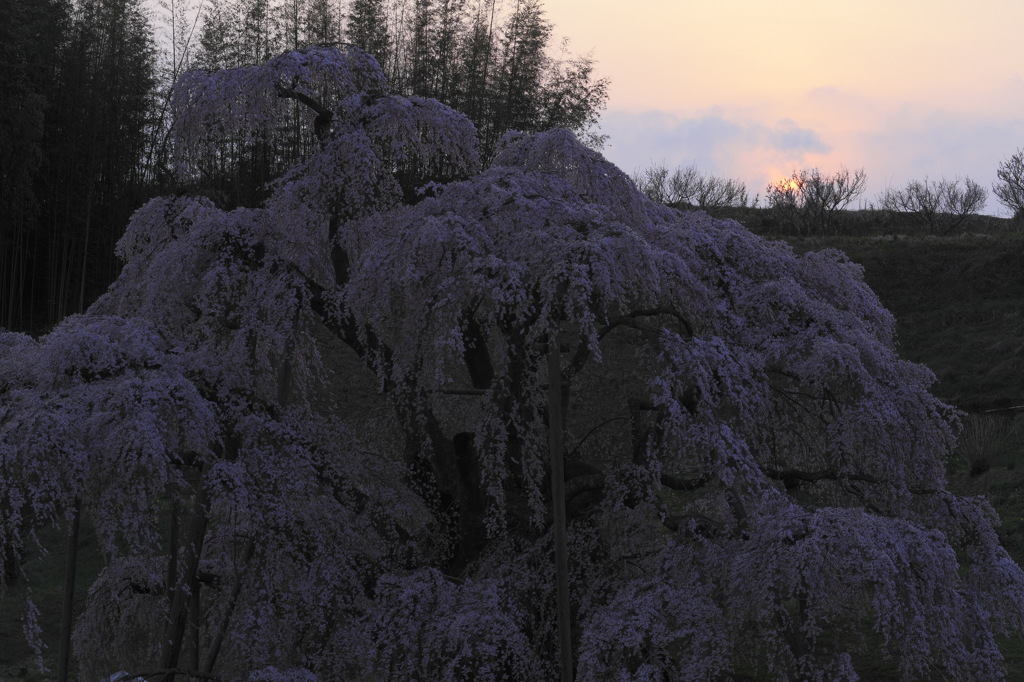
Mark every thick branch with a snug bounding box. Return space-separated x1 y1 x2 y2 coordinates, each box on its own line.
275 81 334 141
327 216 349 287
292 238 394 389
567 308 694 377
298 273 473 569
565 473 604 502
765 468 940 495
768 468 881 486
304 276 374 366
431 388 488 396
201 538 256 674
660 472 709 491
131 670 220 681
601 308 694 339
564 471 707 504
662 513 731 534
160 466 209 681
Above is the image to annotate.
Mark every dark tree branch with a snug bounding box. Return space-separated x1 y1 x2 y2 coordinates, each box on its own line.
297 270 486 573
327 216 350 287
593 309 694 347
765 467 940 496
662 513 731 534
431 387 488 395
567 308 694 377
160 464 209 681
567 416 629 459
201 538 256 674
132 670 220 681
767 467 881 486
564 471 707 505
565 473 604 502
461 314 494 389
275 80 334 141
660 472 709 491
304 276 374 368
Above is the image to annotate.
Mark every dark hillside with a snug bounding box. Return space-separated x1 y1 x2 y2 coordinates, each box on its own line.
713 205 1013 237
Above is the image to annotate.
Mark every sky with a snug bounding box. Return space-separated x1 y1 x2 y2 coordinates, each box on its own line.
541 0 1024 215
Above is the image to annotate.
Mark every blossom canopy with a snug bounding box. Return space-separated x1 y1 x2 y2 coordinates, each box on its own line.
1 45 1022 681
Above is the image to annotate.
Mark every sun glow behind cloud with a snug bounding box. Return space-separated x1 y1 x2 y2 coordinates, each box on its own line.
542 0 1024 215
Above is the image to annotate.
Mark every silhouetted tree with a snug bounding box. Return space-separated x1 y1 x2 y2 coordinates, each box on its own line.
634 163 748 209
407 0 439 95
237 0 278 65
881 175 987 234
0 0 69 330
994 148 1024 224
195 2 238 69
538 38 608 149
487 0 549 152
37 0 156 323
454 0 498 129
766 167 867 234
303 0 342 46
347 0 391 69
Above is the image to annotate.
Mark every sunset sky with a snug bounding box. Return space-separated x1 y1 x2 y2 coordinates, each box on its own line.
541 0 1024 215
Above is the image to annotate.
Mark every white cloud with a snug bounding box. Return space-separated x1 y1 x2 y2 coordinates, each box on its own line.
599 109 829 175
597 97 1024 216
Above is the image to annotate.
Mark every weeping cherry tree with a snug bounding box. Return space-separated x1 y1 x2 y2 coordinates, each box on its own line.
2 45 1024 680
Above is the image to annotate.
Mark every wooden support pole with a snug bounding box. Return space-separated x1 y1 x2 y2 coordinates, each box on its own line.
547 338 573 681
57 497 81 682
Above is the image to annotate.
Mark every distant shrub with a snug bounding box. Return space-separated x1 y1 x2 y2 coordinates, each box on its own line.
765 166 867 235
880 176 987 235
994 148 1024 226
632 163 748 209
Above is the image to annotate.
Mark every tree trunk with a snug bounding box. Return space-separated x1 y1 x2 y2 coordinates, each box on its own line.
547 339 573 681
201 538 255 674
161 469 209 682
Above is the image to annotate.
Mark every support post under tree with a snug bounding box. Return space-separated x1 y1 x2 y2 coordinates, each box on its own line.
547 335 573 681
57 497 81 682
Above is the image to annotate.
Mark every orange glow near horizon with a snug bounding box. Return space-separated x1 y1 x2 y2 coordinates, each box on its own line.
540 0 1024 216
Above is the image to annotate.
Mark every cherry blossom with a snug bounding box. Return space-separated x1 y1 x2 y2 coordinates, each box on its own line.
2 46 1022 680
